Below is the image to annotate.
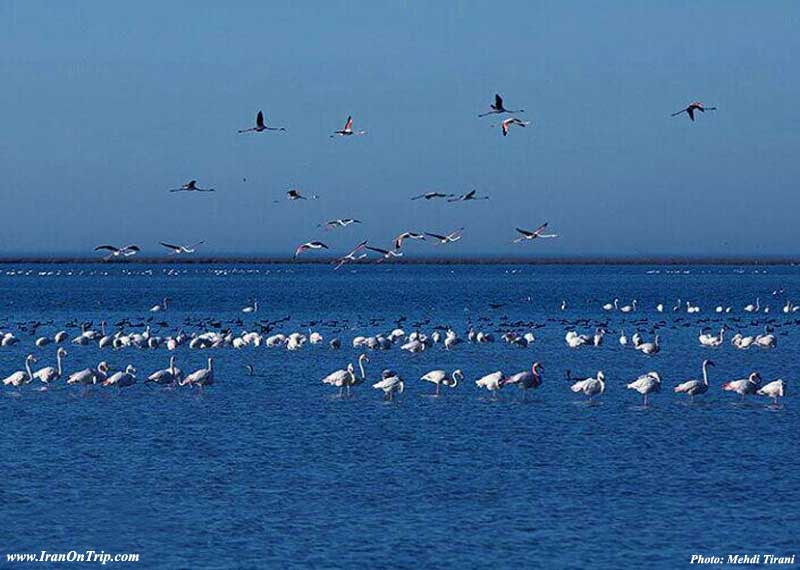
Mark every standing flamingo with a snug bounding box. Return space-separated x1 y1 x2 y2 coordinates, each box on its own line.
503 362 543 400
420 369 463 396
32 348 67 390
674 360 714 402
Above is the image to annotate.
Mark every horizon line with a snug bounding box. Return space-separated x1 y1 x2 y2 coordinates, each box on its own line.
0 255 798 266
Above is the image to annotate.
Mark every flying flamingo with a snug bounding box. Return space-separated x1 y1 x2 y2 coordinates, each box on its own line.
331 116 366 137
321 218 361 230
333 240 368 270
365 246 403 262
393 232 425 250
294 241 329 259
94 244 141 261
448 190 489 202
513 222 558 243
411 192 455 200
495 117 530 136
237 111 286 133
169 180 214 192
420 369 463 396
425 228 463 245
478 93 524 117
674 360 714 402
160 241 204 254
672 102 717 121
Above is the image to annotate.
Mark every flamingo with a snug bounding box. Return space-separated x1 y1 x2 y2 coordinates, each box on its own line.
671 102 717 121
722 372 762 400
496 117 530 136
150 297 169 312
32 348 67 389
425 228 463 245
242 300 258 313
603 299 619 311
146 356 182 386
2 354 37 387
67 361 110 386
372 370 404 401
365 246 403 262
237 110 286 133
731 333 755 349
478 93 524 117
103 365 137 388
699 328 725 347
94 244 140 260
448 190 489 202
160 241 204 254
744 298 760 313
620 299 638 313
626 372 662 406
294 241 329 259
331 115 366 137
333 240 368 270
285 189 318 201
475 371 505 399
503 362 543 399
636 335 660 355
411 192 455 200
513 222 558 243
673 360 714 402
169 180 214 192
393 232 425 250
757 379 786 404
755 327 777 349
619 328 628 346
420 369 462 396
321 218 361 230
570 371 606 401
181 358 215 391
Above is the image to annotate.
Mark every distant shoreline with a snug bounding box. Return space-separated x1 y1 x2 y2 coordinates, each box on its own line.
0 256 797 266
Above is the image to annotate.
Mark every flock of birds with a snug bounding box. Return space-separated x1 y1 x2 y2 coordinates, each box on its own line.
0 287 789 407
89 94 716 265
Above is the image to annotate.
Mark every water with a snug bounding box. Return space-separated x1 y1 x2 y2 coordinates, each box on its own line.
1 263 798 569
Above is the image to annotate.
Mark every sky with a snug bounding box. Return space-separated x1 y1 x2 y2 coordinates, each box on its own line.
1 1 799 258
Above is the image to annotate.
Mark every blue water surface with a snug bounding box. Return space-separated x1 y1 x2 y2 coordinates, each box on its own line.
0 264 798 569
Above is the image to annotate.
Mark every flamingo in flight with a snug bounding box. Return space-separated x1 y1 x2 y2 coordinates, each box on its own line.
393 232 425 250
365 245 403 262
237 111 286 133
478 93 524 117
672 102 717 121
170 180 214 192
448 190 489 202
294 241 329 259
331 116 366 137
333 240 368 270
425 228 463 245
285 189 318 201
159 241 204 255
411 192 455 200
321 218 361 230
497 117 530 136
94 244 141 260
513 222 558 243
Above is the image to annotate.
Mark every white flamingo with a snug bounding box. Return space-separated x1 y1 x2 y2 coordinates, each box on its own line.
372 371 404 401
626 372 662 406
103 365 137 388
181 358 215 391
146 356 182 386
420 369 462 396
32 348 67 389
67 361 110 386
331 115 366 137
2 354 37 387
475 371 505 399
570 371 606 401
150 297 169 312
757 379 786 404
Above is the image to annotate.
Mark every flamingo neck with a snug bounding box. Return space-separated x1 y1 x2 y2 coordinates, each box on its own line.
702 363 709 385
57 353 63 376
25 359 33 379
358 359 366 380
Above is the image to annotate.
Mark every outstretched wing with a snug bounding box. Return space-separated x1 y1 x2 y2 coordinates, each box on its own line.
533 222 549 235
94 245 118 252
425 232 447 240
160 242 180 250
344 116 353 131
256 111 265 128
515 228 534 237
365 246 389 255
494 94 503 108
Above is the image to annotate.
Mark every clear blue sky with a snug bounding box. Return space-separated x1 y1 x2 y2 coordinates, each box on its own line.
1 1 798 258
